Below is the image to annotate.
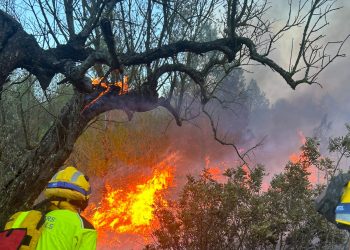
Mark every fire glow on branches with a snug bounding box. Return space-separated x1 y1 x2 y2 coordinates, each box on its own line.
91 76 129 95
82 76 129 115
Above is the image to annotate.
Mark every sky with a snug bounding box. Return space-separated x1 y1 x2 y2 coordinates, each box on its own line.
162 0 350 183
242 0 350 176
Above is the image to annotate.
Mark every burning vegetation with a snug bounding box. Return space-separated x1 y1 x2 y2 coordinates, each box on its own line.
69 107 350 249
79 150 176 248
289 131 320 184
82 75 130 116
83 168 173 235
91 76 129 95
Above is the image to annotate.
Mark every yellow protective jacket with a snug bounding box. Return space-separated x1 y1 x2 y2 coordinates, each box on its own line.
36 202 97 250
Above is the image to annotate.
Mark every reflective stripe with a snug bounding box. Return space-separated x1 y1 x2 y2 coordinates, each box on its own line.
47 181 91 196
336 214 350 224
70 171 82 183
77 214 84 229
12 211 29 228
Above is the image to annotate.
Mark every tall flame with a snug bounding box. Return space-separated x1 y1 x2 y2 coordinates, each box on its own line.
83 168 173 239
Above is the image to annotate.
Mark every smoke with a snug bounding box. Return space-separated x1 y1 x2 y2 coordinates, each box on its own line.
159 0 350 181
246 92 349 175
111 0 349 214
69 2 350 248
236 0 350 176
246 0 350 102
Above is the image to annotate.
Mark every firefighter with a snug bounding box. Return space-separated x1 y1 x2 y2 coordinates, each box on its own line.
36 166 97 250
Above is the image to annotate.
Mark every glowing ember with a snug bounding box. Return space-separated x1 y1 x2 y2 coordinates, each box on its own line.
82 76 129 114
92 78 108 89
83 168 173 236
91 75 129 95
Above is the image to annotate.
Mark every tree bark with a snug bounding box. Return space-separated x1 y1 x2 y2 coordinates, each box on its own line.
0 88 166 226
0 0 345 227
0 93 88 226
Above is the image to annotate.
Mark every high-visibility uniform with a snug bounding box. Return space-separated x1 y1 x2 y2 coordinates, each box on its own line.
336 181 350 225
36 166 96 249
36 203 97 250
3 166 96 250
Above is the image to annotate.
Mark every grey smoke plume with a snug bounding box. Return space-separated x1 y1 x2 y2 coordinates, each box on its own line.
244 0 350 174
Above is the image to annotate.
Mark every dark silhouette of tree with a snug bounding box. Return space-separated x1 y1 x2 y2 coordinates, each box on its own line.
0 0 347 225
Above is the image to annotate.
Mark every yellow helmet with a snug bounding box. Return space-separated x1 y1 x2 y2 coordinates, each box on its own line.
44 166 91 202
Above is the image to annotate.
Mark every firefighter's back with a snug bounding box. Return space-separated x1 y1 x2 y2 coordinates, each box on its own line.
36 208 96 250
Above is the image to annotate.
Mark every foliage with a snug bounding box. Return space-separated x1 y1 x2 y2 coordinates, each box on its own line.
67 109 172 177
0 75 72 182
146 138 349 250
0 0 347 228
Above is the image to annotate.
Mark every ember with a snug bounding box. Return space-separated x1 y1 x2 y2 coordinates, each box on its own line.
91 75 129 95
82 76 129 115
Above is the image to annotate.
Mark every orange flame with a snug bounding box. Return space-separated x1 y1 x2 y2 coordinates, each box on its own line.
82 76 129 114
289 153 301 164
91 76 129 95
207 167 221 177
204 156 229 183
92 78 108 89
289 131 319 184
83 168 173 238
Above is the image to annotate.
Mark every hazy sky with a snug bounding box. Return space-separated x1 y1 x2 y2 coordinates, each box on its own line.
166 0 350 179
243 0 350 174
248 0 350 102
